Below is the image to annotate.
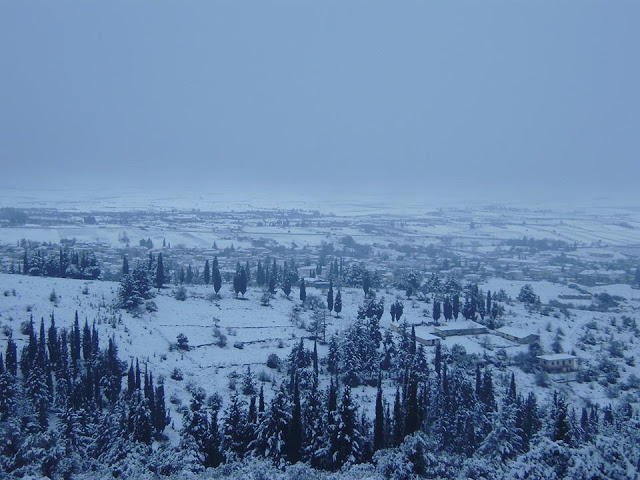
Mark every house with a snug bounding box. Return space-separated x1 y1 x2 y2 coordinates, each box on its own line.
495 326 540 344
390 323 440 346
537 354 577 373
297 266 316 279
433 320 488 338
313 280 331 291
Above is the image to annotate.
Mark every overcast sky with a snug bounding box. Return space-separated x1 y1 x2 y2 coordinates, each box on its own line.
0 1 638 202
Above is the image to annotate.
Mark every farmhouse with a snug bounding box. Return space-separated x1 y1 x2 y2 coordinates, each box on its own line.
433 320 488 338
495 326 540 344
536 354 577 373
298 266 316 278
390 323 440 346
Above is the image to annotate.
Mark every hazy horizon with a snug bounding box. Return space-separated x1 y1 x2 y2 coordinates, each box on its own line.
1 1 638 201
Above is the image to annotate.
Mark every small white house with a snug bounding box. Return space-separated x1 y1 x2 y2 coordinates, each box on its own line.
537 354 577 373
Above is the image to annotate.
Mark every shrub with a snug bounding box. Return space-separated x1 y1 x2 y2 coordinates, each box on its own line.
176 333 190 351
170 368 184 381
266 353 281 369
174 286 187 301
145 300 158 312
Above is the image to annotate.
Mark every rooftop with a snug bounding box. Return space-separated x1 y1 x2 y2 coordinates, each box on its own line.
537 354 577 361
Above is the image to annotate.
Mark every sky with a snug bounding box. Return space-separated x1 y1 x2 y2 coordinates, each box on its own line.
0 1 638 204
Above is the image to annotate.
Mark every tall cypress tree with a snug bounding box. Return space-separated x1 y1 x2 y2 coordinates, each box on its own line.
155 253 165 289
299 279 307 302
334 290 342 317
288 375 303 463
373 373 384 452
327 281 334 313
122 256 129 275
212 257 222 294
452 295 460 320
204 259 210 285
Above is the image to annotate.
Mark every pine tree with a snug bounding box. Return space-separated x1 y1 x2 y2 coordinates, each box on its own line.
203 259 210 285
223 393 249 459
329 385 364 469
242 365 256 395
250 386 291 467
478 401 523 462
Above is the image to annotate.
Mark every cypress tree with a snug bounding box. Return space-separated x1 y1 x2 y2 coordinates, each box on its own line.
155 253 165 289
432 299 441 325
434 343 442 377
122 256 129 275
299 279 307 302
212 257 222 294
373 373 384 452
333 291 342 317
5 337 17 376
288 375 303 463
82 320 91 361
327 281 334 313
258 385 265 415
453 295 460 320
204 259 210 285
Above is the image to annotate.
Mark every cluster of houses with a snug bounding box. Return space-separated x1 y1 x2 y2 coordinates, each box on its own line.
390 320 578 374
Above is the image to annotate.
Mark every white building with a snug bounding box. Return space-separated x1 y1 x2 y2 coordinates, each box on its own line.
495 326 539 344
537 354 577 373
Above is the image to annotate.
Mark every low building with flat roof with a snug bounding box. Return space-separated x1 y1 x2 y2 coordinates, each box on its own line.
537 354 577 373
390 323 440 347
433 321 488 338
495 326 540 344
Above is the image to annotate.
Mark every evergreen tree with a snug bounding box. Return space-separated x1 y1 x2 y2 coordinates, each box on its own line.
257 261 265 286
432 299 441 325
329 385 364 469
434 343 441 377
362 271 371 297
289 375 303 463
299 279 307 303
47 314 59 367
212 257 222 294
334 290 342 317
203 259 210 285
327 281 334 313
250 386 291 467
82 319 92 361
452 295 460 320
478 401 523 462
282 274 292 298
373 373 384 452
186 264 194 284
223 393 249 459
122 256 129 275
155 252 165 289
